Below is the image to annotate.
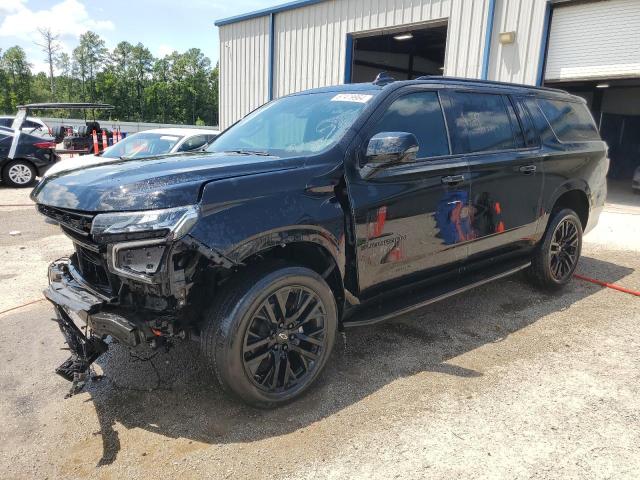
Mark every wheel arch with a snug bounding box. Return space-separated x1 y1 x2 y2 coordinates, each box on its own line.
228 230 346 321
545 181 591 230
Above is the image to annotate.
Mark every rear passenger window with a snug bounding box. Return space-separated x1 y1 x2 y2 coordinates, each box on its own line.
448 92 517 154
370 91 450 159
538 99 599 142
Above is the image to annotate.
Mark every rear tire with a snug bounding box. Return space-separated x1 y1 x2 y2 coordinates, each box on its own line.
200 261 337 408
527 208 583 290
2 160 36 188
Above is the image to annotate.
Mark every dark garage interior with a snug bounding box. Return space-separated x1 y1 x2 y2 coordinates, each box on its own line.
349 23 447 83
546 79 640 182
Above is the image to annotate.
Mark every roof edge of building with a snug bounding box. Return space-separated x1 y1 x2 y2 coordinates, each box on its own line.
215 0 327 27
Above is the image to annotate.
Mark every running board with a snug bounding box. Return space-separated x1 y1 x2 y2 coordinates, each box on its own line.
343 260 531 328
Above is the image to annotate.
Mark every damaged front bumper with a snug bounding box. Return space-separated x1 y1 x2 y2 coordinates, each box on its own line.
45 258 153 387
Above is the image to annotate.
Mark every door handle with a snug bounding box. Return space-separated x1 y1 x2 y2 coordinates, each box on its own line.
519 165 537 174
441 174 465 185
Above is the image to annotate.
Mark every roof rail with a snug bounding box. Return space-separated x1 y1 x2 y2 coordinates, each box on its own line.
415 75 568 94
373 72 396 86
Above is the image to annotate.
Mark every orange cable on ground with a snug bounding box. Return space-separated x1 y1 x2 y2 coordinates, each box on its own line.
574 274 640 297
0 298 46 317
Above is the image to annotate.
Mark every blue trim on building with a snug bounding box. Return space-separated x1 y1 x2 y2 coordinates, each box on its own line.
481 0 497 80
344 34 353 84
268 13 276 100
215 0 327 27
536 1 553 86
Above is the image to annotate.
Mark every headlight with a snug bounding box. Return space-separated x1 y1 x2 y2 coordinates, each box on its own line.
91 205 199 240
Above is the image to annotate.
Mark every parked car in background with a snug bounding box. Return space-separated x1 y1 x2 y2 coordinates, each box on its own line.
44 127 220 178
0 115 53 139
633 166 640 193
0 126 60 187
32 76 608 406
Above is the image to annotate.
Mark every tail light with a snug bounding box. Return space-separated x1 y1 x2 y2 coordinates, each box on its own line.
33 141 57 149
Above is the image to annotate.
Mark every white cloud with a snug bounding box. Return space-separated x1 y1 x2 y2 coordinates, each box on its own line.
0 0 115 40
0 0 26 14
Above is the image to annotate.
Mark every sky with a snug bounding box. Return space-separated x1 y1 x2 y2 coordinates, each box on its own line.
0 0 274 72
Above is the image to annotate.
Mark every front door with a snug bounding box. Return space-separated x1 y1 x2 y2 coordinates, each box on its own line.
346 88 471 295
443 90 544 260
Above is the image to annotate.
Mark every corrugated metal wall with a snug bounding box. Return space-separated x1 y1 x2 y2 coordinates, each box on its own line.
545 0 640 81
218 0 548 128
488 0 547 85
218 15 270 129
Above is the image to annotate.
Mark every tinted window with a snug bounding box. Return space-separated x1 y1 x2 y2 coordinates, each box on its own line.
448 92 516 154
504 97 525 148
23 120 42 129
102 132 183 159
538 99 599 142
514 98 540 147
369 91 449 159
178 135 208 152
0 133 10 141
0 118 12 127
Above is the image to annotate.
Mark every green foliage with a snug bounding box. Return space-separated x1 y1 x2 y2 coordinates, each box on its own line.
0 32 219 126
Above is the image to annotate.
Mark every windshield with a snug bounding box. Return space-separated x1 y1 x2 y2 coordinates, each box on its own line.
207 91 376 158
102 132 183 159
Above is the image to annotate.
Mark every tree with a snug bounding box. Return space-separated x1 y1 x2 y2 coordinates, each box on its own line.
55 52 72 101
73 31 107 102
35 27 61 100
2 46 32 111
0 38 221 127
130 43 153 120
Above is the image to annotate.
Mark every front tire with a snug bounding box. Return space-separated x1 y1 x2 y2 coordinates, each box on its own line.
3 160 36 187
527 208 583 290
201 262 337 408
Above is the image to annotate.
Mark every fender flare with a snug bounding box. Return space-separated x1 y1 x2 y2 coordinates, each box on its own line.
544 179 592 214
224 225 346 279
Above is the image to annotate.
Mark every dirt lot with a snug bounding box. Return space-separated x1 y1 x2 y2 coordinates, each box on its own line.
0 183 639 480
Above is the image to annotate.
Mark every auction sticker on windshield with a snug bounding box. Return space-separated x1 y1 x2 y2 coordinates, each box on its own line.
331 93 373 103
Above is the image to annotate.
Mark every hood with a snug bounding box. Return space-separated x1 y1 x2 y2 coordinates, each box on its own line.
31 152 294 212
43 154 103 178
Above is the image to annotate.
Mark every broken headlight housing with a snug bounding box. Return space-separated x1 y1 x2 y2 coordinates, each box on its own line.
93 205 199 283
91 205 199 241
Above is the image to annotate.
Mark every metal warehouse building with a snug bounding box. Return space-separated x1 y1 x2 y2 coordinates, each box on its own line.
216 0 640 181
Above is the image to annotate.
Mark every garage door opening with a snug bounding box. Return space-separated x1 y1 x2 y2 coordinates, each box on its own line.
546 79 640 182
348 23 447 83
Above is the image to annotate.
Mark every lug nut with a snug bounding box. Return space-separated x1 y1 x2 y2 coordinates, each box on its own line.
282 345 288 351
290 334 295 340
288 324 293 329
279 323 284 328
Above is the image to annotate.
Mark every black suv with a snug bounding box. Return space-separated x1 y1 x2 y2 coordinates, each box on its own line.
32 77 608 407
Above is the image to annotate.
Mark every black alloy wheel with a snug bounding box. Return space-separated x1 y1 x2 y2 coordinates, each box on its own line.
527 208 583 290
201 262 337 407
242 286 328 393
548 217 580 282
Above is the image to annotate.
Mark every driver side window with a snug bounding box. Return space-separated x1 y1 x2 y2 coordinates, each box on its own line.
369 91 450 159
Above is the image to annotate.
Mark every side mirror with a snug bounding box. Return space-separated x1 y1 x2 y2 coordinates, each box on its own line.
364 132 419 174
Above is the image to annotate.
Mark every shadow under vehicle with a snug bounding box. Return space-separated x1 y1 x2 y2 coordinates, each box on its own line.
31 75 609 408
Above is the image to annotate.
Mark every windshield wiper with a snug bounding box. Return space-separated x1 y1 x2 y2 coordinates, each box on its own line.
221 149 272 156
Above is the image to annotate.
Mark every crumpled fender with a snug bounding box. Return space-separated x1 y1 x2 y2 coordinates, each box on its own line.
188 163 346 277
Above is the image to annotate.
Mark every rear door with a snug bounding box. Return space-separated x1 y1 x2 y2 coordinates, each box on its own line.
443 90 544 260
0 132 12 160
346 87 471 294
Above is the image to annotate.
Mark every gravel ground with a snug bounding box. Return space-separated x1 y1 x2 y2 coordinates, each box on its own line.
0 183 638 480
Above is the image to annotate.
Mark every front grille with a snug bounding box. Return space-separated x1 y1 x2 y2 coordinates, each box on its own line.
73 244 117 296
38 205 93 237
